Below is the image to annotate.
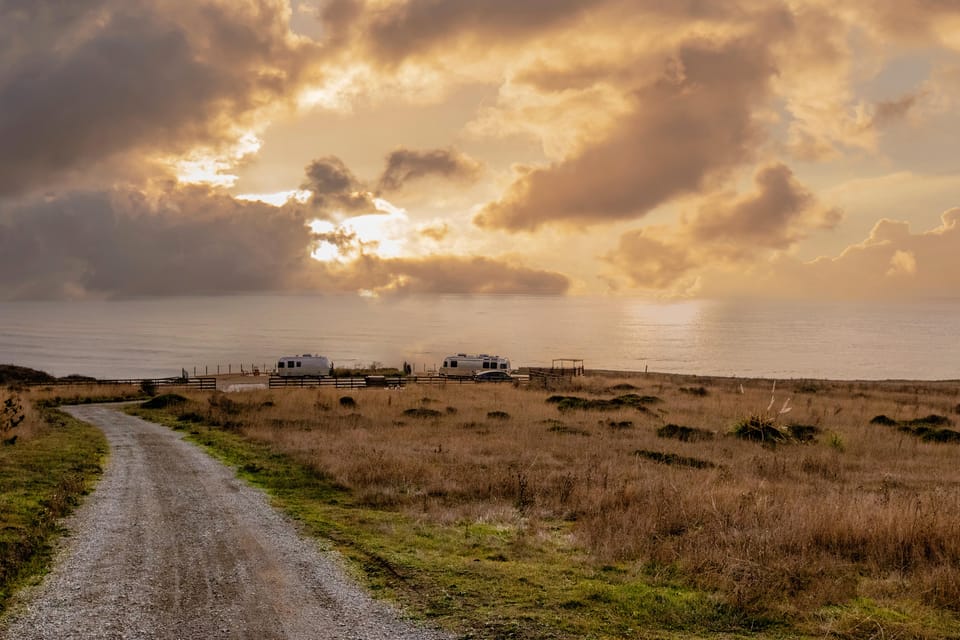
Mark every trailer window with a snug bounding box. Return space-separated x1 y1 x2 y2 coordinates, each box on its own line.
278 361 285 368
450 360 457 368
500 363 508 369
296 361 301 368
482 361 490 369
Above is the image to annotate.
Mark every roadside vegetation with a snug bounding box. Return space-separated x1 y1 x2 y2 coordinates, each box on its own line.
131 373 960 639
0 374 139 615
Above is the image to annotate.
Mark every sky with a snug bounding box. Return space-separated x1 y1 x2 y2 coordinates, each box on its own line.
1 0 959 301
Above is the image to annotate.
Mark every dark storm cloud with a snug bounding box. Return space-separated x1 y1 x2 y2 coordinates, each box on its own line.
0 0 315 197
377 148 482 192
474 35 779 230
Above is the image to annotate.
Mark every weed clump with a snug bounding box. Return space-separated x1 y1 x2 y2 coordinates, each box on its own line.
787 424 820 442
403 408 442 419
141 393 188 410
657 423 714 442
487 411 510 420
547 424 590 436
870 414 959 443
633 449 715 469
732 415 792 444
547 394 659 412
679 386 709 397
603 419 633 430
339 396 357 408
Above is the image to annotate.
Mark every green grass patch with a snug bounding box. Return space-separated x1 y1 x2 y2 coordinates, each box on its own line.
0 407 107 614
130 405 781 639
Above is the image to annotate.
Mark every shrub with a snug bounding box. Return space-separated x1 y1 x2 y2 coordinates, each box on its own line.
1 392 25 445
732 415 792 443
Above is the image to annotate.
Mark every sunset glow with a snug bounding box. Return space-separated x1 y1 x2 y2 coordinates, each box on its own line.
1 1 959 300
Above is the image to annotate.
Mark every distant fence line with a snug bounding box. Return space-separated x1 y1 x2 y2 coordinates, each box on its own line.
188 364 272 377
267 375 529 389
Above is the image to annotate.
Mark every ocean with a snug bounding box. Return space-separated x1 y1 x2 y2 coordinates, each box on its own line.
1 294 959 381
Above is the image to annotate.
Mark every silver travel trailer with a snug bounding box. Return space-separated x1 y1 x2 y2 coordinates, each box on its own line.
276 354 332 377
439 353 511 378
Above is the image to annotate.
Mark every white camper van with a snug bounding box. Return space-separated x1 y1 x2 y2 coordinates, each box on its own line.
276 354 331 377
439 353 511 378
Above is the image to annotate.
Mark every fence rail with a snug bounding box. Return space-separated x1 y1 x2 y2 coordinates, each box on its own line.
27 377 217 391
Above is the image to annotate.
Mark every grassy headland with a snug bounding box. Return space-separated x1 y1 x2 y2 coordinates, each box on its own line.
0 385 119 613
131 372 960 638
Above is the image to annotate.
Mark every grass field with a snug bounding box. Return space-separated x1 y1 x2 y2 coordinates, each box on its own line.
129 372 960 638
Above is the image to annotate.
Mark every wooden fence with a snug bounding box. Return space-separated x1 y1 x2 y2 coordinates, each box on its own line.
28 377 217 391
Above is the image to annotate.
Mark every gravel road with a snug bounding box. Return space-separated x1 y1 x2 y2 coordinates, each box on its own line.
1 404 451 640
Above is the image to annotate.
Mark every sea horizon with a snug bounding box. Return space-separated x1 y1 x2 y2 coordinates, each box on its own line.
3 293 960 382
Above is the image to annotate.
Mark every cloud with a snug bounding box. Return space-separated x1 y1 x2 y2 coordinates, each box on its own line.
688 163 842 249
359 0 599 64
315 255 570 296
605 230 697 291
0 185 316 299
378 148 482 192
700 209 960 300
473 35 778 230
0 0 316 197
0 182 569 299
302 156 375 212
873 93 923 127
604 162 842 291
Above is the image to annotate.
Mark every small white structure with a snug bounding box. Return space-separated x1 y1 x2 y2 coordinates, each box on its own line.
439 353 511 378
276 354 332 377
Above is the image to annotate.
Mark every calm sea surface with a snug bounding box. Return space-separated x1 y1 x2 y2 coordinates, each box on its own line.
1 294 959 380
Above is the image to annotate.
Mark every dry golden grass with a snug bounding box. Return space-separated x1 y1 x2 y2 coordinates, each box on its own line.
163 373 960 619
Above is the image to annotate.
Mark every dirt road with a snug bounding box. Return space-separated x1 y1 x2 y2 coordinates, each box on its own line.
1 405 449 640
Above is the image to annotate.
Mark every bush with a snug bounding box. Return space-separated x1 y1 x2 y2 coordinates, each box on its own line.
732 415 791 443
1 392 25 445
